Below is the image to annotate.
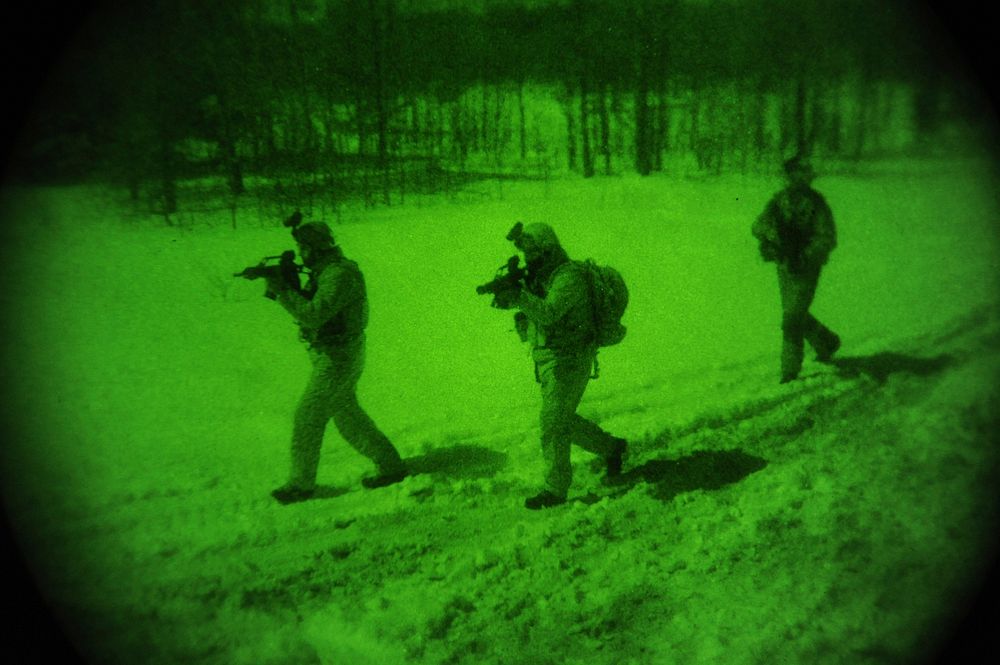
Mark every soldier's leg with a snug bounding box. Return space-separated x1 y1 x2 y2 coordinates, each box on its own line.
286 363 336 490
798 270 839 360
537 355 592 498
803 314 840 361
325 343 405 477
331 389 405 475
569 414 621 457
778 266 818 381
569 411 628 479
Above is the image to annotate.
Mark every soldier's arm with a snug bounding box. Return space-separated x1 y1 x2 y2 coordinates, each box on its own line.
752 197 780 244
516 265 585 327
275 266 353 328
804 195 837 264
753 197 782 261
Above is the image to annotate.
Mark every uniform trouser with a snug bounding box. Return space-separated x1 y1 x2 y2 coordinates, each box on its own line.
287 337 403 488
777 263 838 378
535 350 620 498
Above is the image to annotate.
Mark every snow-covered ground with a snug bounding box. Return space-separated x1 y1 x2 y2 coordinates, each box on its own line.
1 156 999 664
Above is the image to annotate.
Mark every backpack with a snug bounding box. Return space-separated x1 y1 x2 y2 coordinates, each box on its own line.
578 259 628 347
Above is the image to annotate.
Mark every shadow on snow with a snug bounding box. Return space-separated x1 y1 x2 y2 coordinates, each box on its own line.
284 445 507 504
310 485 352 500
576 449 768 505
828 352 954 384
404 444 508 480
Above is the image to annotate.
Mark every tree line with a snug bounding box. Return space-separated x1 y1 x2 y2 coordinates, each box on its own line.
9 0 986 219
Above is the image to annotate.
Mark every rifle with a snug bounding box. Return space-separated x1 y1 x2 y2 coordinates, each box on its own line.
233 210 307 299
476 221 529 309
476 254 528 306
234 250 303 300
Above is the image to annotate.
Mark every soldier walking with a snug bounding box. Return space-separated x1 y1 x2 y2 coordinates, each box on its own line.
265 220 407 504
753 155 841 383
492 223 627 509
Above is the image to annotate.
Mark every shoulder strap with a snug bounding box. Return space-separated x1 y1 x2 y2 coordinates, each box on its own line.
578 260 601 379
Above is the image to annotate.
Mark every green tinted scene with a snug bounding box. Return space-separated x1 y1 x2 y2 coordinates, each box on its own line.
1 1 998 664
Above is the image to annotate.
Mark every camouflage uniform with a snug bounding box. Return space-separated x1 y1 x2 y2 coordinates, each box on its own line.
270 224 404 501
753 159 840 381
511 224 625 506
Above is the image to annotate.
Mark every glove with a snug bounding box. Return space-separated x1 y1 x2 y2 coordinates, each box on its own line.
513 311 529 342
492 283 522 310
263 273 287 298
802 247 827 269
759 241 779 263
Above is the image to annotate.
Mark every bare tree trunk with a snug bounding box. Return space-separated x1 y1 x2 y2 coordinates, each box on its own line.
356 98 368 157
635 86 652 175
794 76 808 156
224 138 245 195
610 86 624 165
653 82 666 172
634 30 653 176
452 100 468 172
598 82 611 175
734 81 749 173
517 79 527 162
776 84 791 155
827 79 843 155
853 69 873 160
368 0 390 205
878 81 894 153
263 111 278 162
493 85 505 169
479 83 489 154
564 94 577 172
751 80 767 162
432 96 444 161
688 86 700 153
580 76 594 178
808 80 827 154
409 97 421 156
158 133 177 219
219 123 245 196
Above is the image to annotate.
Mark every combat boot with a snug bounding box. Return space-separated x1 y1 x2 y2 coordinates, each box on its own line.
271 484 315 505
605 438 628 481
815 333 841 363
524 490 566 510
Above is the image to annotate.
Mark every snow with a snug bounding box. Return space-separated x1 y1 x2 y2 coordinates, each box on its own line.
1 156 999 664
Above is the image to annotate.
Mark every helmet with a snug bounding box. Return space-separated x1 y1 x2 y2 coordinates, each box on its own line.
783 154 815 179
293 221 335 249
516 222 561 252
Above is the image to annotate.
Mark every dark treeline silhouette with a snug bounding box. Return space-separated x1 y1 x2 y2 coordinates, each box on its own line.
6 0 992 220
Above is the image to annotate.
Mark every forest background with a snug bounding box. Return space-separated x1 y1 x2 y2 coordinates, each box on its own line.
2 0 998 220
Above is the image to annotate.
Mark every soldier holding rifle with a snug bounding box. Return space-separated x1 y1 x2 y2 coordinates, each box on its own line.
479 222 627 510
753 155 841 383
237 212 407 504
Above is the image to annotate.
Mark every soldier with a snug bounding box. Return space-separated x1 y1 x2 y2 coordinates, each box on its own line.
753 155 841 383
265 221 407 504
494 223 627 510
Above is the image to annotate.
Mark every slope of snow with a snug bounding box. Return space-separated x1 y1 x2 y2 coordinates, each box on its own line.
1 157 998 664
